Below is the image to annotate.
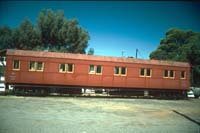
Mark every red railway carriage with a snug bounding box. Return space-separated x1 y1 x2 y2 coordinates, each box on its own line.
4 49 190 97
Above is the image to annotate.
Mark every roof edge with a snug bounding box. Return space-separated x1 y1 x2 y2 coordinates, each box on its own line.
5 49 190 67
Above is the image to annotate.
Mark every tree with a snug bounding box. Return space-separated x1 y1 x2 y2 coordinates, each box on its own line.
37 9 89 53
0 9 90 54
0 26 14 50
88 48 94 55
14 18 41 50
150 28 200 86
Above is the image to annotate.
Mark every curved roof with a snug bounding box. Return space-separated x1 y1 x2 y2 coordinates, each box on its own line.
6 49 190 67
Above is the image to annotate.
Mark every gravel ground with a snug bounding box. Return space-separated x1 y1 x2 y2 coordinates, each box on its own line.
0 96 199 133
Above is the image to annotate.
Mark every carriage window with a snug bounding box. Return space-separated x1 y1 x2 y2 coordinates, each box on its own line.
181 71 186 79
114 66 127 76
164 70 168 77
89 65 95 74
13 60 20 70
29 61 36 71
169 70 174 78
29 61 44 71
36 62 44 71
89 65 102 75
96 65 102 74
140 68 145 76
59 64 65 72
140 68 152 77
146 68 151 77
121 67 126 75
164 70 175 78
67 64 74 73
114 66 120 75
59 63 74 73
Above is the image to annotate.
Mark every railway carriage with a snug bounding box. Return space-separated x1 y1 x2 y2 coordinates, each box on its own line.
3 50 190 98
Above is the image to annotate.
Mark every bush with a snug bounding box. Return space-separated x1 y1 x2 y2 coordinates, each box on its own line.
4 89 14 95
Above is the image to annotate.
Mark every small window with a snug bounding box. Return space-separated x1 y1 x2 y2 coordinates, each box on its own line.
89 65 102 75
146 68 151 77
121 67 126 75
89 65 95 74
181 71 186 79
67 64 74 73
169 70 174 78
13 60 20 70
36 62 44 71
29 61 36 71
59 64 65 72
164 70 168 77
164 70 175 78
29 61 44 72
96 65 102 74
114 66 120 75
140 68 152 77
140 68 145 76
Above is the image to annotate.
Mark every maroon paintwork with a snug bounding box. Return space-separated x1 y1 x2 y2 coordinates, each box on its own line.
5 50 190 90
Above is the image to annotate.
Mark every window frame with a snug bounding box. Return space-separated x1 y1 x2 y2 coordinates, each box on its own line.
180 71 186 79
88 65 103 75
146 68 152 77
140 68 152 77
121 67 127 76
66 63 74 73
140 68 145 77
164 70 168 78
114 66 127 76
59 63 74 73
59 63 66 73
163 69 175 79
12 60 20 71
29 61 36 71
89 64 95 74
169 70 174 78
36 62 44 72
29 61 44 72
114 66 120 76
96 65 103 75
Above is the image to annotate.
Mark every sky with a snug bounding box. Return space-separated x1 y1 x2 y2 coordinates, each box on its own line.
0 1 200 59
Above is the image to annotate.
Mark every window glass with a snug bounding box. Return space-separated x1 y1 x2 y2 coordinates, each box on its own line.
29 61 35 71
146 68 151 76
67 64 73 72
96 65 102 74
140 68 145 76
59 64 65 72
181 71 185 79
169 70 174 78
89 65 95 74
13 60 20 70
164 70 168 77
121 67 126 75
114 66 120 75
37 62 43 71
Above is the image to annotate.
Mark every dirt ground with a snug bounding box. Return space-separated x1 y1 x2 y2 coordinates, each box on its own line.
0 96 199 133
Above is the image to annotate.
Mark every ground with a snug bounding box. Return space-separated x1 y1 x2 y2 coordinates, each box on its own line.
0 96 199 133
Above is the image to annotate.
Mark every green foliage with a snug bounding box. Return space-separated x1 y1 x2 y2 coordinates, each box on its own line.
15 18 42 50
0 26 14 49
0 9 89 54
150 28 200 86
0 65 5 76
37 9 89 53
88 48 94 55
3 89 14 96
